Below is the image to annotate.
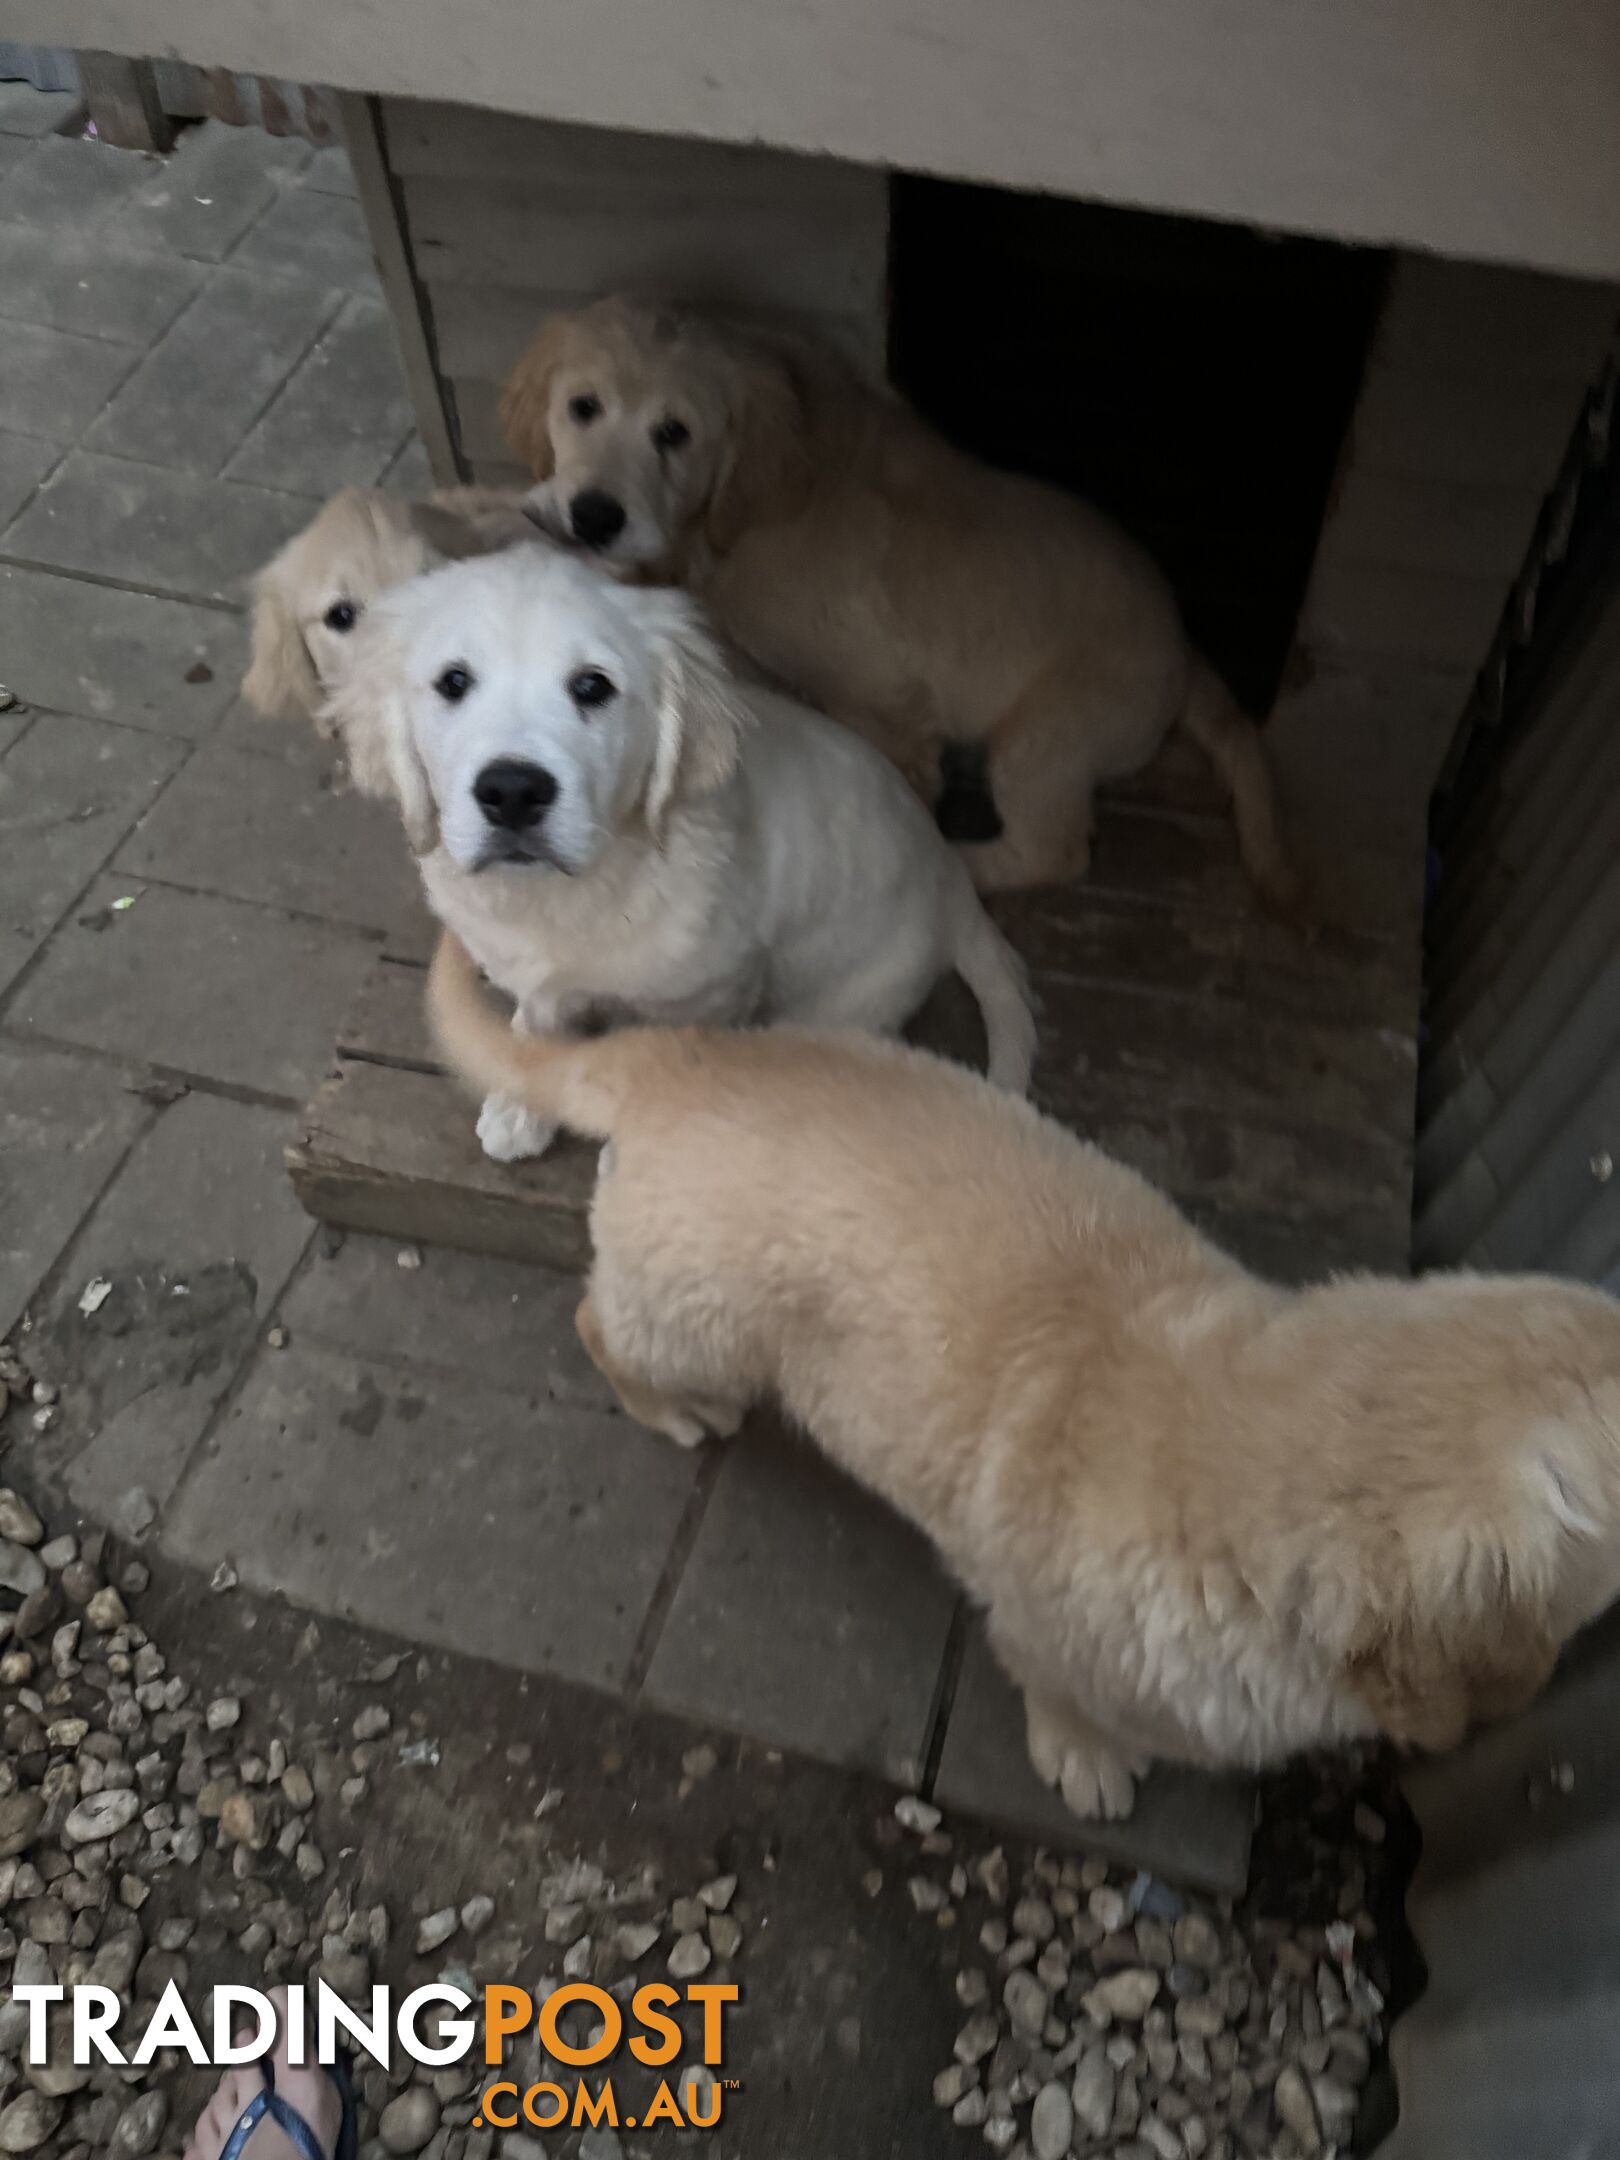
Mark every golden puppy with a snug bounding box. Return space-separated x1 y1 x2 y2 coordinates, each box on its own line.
430 925 1620 1818
242 485 532 721
503 299 1303 912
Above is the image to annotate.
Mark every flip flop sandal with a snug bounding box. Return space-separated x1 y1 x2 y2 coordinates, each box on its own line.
218 2050 359 2160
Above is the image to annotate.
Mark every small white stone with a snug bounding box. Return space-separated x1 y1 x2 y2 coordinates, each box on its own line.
667 1931 711 1979
894 1794 943 1835
461 1894 496 1935
415 1907 459 1955
1031 2080 1074 2160
206 1696 241 1732
396 1246 423 1271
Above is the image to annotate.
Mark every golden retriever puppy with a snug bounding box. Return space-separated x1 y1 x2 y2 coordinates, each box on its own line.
242 485 532 722
503 299 1302 911
429 923 1620 1818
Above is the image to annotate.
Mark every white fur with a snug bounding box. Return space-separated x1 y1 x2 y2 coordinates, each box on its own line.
329 546 1034 1155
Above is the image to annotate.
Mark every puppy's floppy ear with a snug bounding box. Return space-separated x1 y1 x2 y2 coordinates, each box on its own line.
642 591 751 839
321 620 440 858
704 343 815 557
500 315 571 480
242 560 320 721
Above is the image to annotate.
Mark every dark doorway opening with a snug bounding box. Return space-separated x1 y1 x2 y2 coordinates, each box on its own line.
889 178 1389 717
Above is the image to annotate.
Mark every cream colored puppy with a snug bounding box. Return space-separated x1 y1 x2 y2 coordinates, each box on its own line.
329 546 1035 1163
242 485 532 721
504 298 1303 912
430 924 1620 1820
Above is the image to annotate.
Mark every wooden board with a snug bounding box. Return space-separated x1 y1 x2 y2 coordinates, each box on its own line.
288 783 1419 1286
24 0 1620 281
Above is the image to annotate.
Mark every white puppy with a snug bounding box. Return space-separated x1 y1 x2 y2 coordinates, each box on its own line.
326 546 1036 1159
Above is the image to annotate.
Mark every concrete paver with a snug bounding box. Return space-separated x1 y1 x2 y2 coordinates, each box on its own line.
229 181 381 292
643 1416 958 1785
112 731 426 932
165 1337 702 1688
228 296 413 492
5 317 138 443
26 1090 313 1521
11 873 378 1098
2 450 317 603
0 221 204 344
86 265 340 473
0 708 185 995
0 132 153 233
0 1037 149 1337
104 120 312 261
280 1230 615 1409
0 562 245 733
0 431 56 527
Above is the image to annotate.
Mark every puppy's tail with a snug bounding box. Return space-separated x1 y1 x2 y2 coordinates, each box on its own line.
426 932 637 1140
1177 660 1314 930
953 901 1038 1095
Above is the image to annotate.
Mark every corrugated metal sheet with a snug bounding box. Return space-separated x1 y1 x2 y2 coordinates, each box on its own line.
1388 324 1620 2158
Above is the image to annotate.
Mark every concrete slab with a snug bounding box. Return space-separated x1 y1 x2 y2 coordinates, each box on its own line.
2 451 317 604
0 1037 149 1337
0 433 56 528
280 1231 615 1410
105 120 311 262
228 182 380 293
378 434 434 495
298 144 359 197
0 136 35 181
11 874 377 1098
0 222 204 345
643 1417 958 1786
0 84 81 137
228 298 413 493
112 732 426 934
4 317 137 443
0 563 245 734
87 266 339 475
0 133 151 235
164 1337 702 1690
0 709 185 995
0 711 28 762
933 1622 1255 1895
24 1091 314 1521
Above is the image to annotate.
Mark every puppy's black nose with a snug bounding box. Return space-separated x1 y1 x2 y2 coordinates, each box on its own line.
570 489 627 549
473 758 558 831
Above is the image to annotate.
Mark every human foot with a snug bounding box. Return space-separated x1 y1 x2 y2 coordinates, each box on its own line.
182 1988 348 2160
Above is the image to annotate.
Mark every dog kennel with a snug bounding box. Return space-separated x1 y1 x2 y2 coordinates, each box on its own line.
14 1 1620 2141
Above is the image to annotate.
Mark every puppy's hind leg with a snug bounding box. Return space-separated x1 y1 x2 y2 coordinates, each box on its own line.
574 1291 747 1450
962 671 1101 895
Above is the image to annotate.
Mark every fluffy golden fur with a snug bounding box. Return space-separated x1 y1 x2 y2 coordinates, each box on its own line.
503 298 1304 913
242 485 531 722
430 924 1620 1817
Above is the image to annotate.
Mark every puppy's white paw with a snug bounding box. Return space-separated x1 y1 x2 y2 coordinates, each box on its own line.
476 1095 557 1163
1024 1698 1073 1789
1059 1740 1144 1822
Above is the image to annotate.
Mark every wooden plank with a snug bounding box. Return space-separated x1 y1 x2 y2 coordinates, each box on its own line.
288 1058 599 1272
1349 362 1583 492
339 92 463 486
1375 258 1620 387
402 170 888 320
429 279 882 389
1305 557 1510 672
78 50 173 152
21 0 1620 281
1324 472 1547 585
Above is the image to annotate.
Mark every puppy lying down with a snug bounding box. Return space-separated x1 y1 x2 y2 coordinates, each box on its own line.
327 546 1035 1160
431 924 1620 1818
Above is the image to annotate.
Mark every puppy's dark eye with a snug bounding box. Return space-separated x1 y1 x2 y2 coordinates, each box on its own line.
568 393 602 426
568 668 617 711
435 665 474 704
323 600 358 633
651 416 690 452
